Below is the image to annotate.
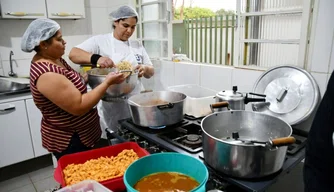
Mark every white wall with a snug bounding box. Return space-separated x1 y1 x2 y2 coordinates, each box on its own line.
0 0 134 77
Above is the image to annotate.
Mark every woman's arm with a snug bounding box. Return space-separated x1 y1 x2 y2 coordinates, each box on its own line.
36 72 123 116
69 47 93 64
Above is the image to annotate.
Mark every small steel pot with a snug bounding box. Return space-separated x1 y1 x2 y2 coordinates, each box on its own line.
128 91 186 128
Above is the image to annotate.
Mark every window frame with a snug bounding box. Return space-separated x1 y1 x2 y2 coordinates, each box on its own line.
235 0 313 69
136 0 173 60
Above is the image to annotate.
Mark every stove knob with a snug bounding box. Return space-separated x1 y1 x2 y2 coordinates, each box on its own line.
133 136 140 142
139 141 148 148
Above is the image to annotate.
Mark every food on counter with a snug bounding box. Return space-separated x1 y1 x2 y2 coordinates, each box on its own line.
63 149 139 185
116 61 133 76
134 172 199 192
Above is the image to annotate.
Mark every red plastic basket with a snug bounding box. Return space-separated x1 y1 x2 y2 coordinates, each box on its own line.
54 142 150 192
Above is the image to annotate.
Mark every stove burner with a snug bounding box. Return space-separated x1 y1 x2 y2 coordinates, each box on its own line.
157 123 203 153
149 125 166 129
183 134 202 145
187 134 200 141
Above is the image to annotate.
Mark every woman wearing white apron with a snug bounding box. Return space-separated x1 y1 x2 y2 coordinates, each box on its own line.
69 5 154 138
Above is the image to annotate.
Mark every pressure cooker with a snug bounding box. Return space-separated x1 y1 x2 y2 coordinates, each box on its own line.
215 86 266 110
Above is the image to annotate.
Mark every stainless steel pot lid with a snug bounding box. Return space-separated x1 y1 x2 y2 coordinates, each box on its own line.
252 65 320 125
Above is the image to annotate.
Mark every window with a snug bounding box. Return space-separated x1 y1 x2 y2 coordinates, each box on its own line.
136 0 173 59
235 0 313 68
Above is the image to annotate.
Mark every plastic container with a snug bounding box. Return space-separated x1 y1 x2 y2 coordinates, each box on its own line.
167 84 217 118
124 152 209 192
55 180 112 192
54 142 150 192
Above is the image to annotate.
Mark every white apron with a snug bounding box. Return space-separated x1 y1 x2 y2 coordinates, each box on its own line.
98 37 144 138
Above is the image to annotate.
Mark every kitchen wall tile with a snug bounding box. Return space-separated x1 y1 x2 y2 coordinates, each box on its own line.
329 34 334 73
28 166 54 183
8 184 36 192
85 0 108 8
59 19 89 36
231 68 264 93
311 72 328 97
2 59 31 77
0 174 31 192
33 176 59 192
310 0 334 73
62 35 90 56
0 20 34 61
174 62 200 85
87 8 111 36
107 0 128 8
160 60 175 88
200 64 233 91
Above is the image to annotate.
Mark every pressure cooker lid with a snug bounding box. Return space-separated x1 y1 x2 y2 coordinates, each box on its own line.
252 65 320 126
217 86 244 99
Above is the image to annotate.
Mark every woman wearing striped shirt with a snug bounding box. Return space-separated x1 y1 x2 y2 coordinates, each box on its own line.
21 18 126 160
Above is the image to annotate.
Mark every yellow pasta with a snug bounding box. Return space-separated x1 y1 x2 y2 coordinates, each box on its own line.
63 149 139 186
116 61 133 76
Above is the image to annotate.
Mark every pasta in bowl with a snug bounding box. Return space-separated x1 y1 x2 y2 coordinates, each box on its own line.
87 62 138 100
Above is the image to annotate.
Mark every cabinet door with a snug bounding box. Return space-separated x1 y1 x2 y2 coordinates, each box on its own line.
0 0 47 19
0 100 34 168
46 0 85 19
25 99 49 157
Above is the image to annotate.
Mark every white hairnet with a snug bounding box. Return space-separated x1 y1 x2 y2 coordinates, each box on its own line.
21 18 60 53
109 5 138 21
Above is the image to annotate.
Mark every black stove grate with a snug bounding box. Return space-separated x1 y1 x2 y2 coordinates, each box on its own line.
157 123 203 153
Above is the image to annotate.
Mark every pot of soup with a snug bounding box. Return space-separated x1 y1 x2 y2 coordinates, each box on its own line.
124 152 209 192
127 91 186 128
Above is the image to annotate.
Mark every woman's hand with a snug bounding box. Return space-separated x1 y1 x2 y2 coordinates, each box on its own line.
135 65 146 78
135 65 154 78
105 72 126 85
97 57 115 68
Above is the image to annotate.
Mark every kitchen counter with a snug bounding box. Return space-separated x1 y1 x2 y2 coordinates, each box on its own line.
0 92 32 103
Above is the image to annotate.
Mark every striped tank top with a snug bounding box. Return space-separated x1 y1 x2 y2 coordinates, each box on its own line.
30 58 101 153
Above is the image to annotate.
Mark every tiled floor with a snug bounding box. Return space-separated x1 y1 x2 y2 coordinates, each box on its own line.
0 154 59 192
0 166 59 192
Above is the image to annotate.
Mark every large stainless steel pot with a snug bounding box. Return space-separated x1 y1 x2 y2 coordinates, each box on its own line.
201 110 295 178
128 91 186 127
87 68 138 100
216 86 266 111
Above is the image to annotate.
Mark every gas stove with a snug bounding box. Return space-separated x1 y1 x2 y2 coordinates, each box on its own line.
106 116 306 192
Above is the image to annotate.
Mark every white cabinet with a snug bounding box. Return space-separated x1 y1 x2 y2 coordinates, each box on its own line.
0 0 47 19
25 99 49 157
46 0 85 19
0 100 34 167
0 0 85 19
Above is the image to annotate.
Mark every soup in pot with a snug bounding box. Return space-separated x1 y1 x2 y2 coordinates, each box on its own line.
133 172 199 192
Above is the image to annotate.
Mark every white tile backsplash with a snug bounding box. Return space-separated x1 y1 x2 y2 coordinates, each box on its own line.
2 59 31 77
231 68 264 93
85 0 108 8
174 62 200 85
311 72 328 97
62 35 90 56
160 60 175 87
200 64 233 91
87 8 111 35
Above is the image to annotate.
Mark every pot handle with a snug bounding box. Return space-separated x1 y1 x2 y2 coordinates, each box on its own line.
210 101 229 112
270 136 296 147
157 103 174 110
